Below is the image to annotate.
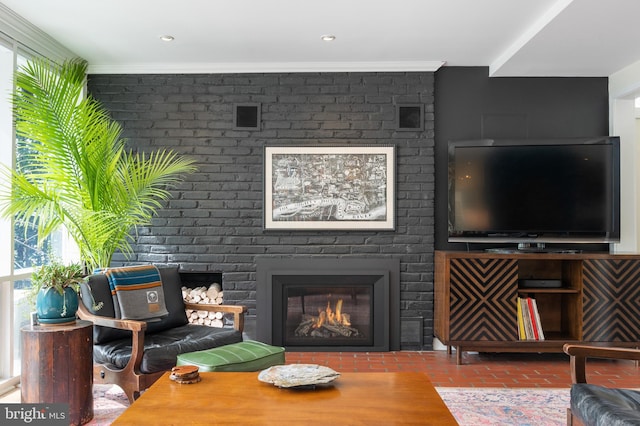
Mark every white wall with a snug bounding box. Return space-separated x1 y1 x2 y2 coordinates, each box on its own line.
610 60 640 253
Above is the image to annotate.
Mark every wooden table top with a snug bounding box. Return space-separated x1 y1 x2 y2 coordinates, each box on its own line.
113 371 457 425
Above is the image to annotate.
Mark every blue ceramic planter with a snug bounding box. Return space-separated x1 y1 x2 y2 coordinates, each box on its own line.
35 287 79 325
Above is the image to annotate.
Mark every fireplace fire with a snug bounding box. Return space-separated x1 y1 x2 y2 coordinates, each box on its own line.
285 285 372 347
295 298 360 338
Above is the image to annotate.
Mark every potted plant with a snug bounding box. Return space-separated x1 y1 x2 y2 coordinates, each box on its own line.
0 57 196 271
31 261 85 325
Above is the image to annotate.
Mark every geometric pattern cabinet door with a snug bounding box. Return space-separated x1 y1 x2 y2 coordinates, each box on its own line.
449 258 518 341
582 259 640 342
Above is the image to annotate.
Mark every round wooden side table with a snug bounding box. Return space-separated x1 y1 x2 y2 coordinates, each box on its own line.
21 319 94 426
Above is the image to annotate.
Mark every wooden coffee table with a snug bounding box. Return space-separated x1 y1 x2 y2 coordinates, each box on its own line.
112 371 457 425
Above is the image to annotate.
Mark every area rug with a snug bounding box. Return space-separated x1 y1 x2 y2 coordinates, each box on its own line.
87 384 569 425
436 387 569 425
85 384 129 426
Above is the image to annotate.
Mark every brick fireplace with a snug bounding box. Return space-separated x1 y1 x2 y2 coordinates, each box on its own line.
256 257 400 351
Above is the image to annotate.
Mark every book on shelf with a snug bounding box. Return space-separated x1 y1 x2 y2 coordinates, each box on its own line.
527 297 540 340
517 298 526 340
517 297 545 341
531 298 545 340
517 297 533 340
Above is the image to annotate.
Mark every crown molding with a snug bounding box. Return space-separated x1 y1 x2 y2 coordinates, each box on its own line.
0 3 79 60
87 60 446 75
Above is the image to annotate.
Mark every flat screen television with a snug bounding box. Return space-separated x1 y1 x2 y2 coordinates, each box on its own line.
447 137 620 245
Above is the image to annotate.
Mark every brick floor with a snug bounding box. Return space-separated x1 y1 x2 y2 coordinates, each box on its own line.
285 350 640 388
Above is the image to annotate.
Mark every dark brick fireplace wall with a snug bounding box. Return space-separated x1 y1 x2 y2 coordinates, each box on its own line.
88 72 436 349
87 67 608 350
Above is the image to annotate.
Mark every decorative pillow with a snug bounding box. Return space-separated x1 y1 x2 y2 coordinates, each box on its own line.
80 266 188 344
146 267 189 333
103 265 169 320
81 274 129 344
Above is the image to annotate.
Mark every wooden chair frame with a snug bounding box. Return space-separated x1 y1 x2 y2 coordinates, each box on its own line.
563 343 640 426
78 302 247 403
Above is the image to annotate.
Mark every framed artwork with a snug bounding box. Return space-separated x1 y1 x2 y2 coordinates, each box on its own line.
264 145 396 230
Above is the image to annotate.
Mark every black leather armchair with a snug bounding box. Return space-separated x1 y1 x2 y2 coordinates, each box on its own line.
78 267 246 403
564 344 640 426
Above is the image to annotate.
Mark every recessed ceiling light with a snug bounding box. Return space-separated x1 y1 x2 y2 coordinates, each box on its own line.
160 35 175 42
321 34 336 42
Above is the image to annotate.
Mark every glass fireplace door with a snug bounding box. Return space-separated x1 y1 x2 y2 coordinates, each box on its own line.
283 284 373 347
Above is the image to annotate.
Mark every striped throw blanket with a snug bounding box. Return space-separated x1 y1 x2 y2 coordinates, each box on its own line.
103 265 169 320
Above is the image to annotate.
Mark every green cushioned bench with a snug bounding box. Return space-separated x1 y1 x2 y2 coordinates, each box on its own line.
176 340 285 372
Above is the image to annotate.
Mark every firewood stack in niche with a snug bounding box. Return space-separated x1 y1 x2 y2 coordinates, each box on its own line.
182 283 225 327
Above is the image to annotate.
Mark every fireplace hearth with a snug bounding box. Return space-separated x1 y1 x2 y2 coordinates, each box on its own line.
256 257 400 351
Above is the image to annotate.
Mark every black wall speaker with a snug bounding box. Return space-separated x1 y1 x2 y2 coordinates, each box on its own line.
396 104 424 131
234 103 260 130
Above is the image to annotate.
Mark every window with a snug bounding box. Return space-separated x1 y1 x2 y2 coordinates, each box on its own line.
0 38 19 387
0 36 79 391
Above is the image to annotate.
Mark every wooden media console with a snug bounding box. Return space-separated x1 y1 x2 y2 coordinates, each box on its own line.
435 250 640 364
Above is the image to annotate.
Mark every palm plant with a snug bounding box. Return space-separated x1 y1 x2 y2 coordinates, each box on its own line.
0 58 196 271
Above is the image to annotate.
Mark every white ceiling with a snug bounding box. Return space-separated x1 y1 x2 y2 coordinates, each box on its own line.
1 0 640 76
